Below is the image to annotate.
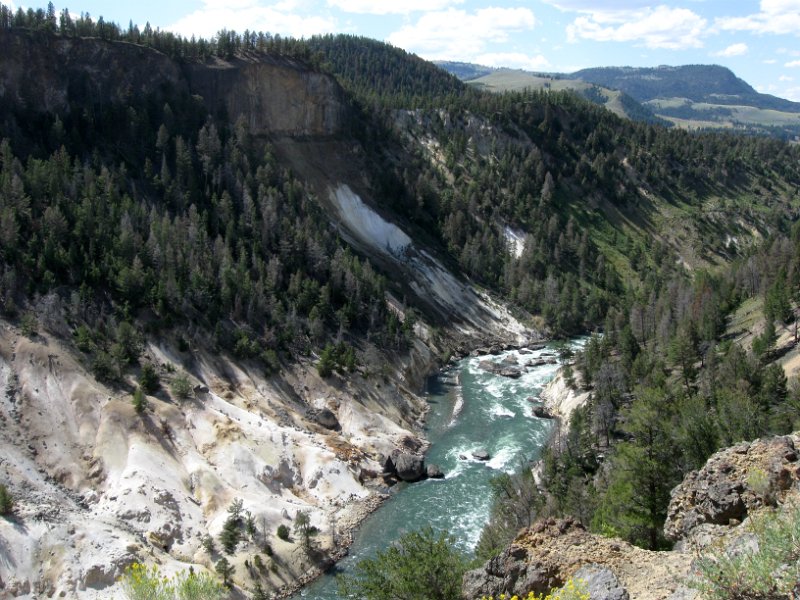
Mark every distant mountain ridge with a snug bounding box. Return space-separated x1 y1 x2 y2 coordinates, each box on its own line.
572 64 800 113
438 61 800 138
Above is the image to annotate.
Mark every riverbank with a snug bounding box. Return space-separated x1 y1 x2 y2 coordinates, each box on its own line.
274 492 389 599
296 339 571 599
538 368 590 432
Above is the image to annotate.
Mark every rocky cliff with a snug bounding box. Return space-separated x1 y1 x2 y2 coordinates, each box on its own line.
463 432 800 600
184 55 345 138
0 30 344 138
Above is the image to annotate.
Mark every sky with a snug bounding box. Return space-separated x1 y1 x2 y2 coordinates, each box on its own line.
8 0 800 101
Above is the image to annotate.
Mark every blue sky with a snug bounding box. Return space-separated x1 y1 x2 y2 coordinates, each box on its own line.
9 0 800 101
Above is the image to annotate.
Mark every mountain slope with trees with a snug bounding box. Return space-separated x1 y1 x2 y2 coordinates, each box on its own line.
1 4 800 597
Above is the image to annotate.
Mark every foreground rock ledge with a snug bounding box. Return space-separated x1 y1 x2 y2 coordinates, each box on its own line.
664 433 800 547
462 518 690 600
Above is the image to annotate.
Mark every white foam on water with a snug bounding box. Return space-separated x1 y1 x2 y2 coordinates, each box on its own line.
488 404 515 419
486 441 521 473
449 390 464 426
483 378 505 399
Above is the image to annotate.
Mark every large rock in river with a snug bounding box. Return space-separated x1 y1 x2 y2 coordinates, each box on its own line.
472 448 490 461
427 464 444 479
392 451 426 482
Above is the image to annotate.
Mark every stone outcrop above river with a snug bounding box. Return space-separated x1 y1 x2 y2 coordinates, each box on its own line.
468 432 800 600
538 370 590 430
664 433 800 546
382 449 433 482
462 518 690 600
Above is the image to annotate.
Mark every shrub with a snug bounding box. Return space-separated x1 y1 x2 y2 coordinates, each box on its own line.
120 563 225 600
692 503 800 599
174 569 225 600
92 350 119 382
170 373 193 399
120 563 171 600
276 524 290 541
132 387 148 414
139 363 160 394
338 527 466 600
0 483 13 515
478 579 590 600
20 312 37 337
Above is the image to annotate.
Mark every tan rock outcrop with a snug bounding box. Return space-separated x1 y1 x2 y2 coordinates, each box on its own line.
462 518 691 600
664 433 800 546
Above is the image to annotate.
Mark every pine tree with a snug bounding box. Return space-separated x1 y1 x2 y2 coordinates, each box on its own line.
0 483 13 515
132 387 148 414
215 557 234 587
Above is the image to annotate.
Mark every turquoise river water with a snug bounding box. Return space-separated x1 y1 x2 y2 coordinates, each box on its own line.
297 341 584 599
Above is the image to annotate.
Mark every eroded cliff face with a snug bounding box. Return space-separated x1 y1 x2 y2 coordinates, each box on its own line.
0 311 431 597
185 56 345 137
0 30 345 138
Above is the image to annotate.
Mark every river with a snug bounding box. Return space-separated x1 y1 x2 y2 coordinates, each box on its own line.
296 341 582 599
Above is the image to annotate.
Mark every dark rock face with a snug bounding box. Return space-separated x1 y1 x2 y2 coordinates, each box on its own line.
0 30 346 139
664 434 800 543
426 464 444 479
383 450 426 482
462 535 562 598
499 368 522 379
478 360 522 379
572 564 629 600
393 452 425 482
308 408 340 431
532 405 554 419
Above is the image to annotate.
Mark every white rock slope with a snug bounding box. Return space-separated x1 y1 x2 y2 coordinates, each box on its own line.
0 320 426 597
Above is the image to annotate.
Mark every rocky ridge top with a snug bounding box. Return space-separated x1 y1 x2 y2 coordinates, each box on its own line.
463 432 800 600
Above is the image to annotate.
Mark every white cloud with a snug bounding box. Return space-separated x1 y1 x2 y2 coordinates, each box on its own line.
780 75 794 81
167 1 337 38
388 7 536 61
786 59 800 67
540 0 655 10
779 84 800 101
475 52 551 71
764 58 778 63
715 0 800 36
713 43 748 57
326 0 463 15
567 5 707 50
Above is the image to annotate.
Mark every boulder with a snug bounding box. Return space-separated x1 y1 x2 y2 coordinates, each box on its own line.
500 355 519 366
571 564 629 600
478 359 499 373
499 368 522 379
308 408 340 431
427 464 445 479
533 406 554 419
393 452 425 482
472 448 490 461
